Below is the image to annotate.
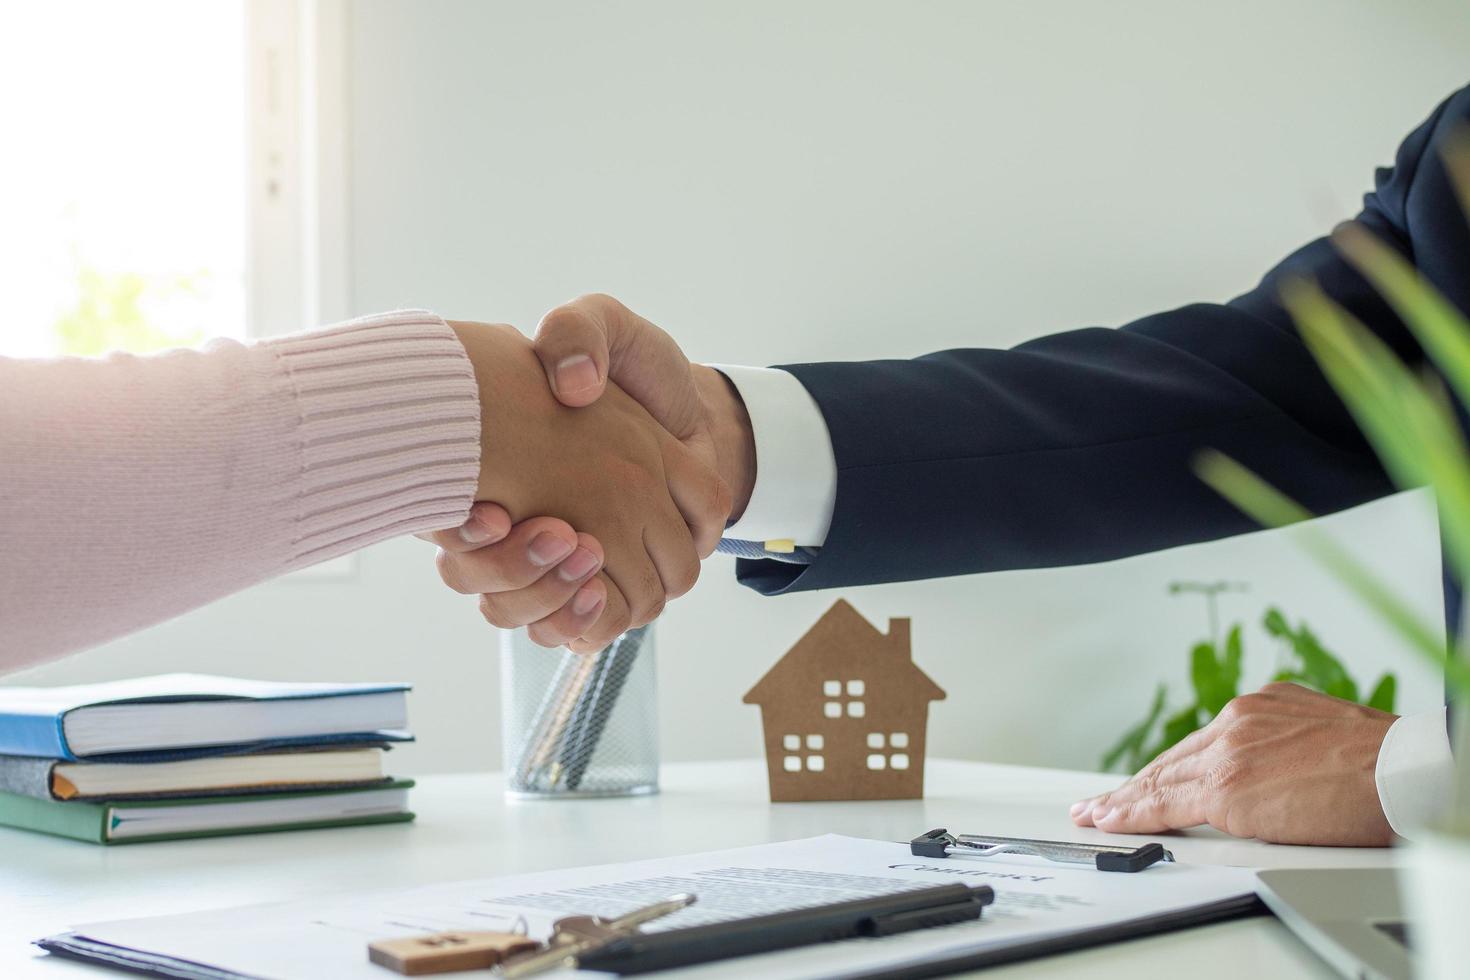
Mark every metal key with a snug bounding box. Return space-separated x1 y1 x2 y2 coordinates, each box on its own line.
496 893 696 978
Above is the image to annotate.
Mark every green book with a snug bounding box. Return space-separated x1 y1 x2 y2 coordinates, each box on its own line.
0 779 414 845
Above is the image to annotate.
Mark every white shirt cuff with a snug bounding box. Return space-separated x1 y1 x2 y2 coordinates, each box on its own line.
1375 706 1454 838
709 365 837 547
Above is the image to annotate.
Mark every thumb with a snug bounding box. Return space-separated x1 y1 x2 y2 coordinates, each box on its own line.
533 297 611 408
535 294 704 443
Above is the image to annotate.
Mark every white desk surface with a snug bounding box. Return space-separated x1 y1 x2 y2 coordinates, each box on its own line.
2 758 1396 979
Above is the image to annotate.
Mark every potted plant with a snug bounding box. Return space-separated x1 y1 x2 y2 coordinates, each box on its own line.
1196 134 1470 977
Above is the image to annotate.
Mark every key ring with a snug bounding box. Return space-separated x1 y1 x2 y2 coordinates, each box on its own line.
496 893 697 978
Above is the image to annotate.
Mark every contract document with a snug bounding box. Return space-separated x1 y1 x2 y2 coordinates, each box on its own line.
40 835 1259 978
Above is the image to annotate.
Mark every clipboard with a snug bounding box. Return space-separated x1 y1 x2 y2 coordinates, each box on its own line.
840 826 1262 976
36 893 1272 979
33 834 1265 979
831 891 1269 979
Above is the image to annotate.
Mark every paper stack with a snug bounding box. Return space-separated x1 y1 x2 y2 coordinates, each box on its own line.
0 674 415 844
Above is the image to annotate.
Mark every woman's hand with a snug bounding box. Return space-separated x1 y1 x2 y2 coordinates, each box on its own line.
420 502 611 648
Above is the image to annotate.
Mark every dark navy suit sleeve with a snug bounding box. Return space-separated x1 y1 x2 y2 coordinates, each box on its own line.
737 85 1470 596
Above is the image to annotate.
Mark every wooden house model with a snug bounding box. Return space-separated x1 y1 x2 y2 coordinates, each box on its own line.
743 600 946 802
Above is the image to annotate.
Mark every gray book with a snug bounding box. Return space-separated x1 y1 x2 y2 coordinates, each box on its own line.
0 755 58 800
0 745 392 802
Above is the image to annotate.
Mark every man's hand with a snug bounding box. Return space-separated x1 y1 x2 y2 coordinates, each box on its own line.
428 298 755 649
532 294 755 525
1071 682 1396 846
440 321 730 652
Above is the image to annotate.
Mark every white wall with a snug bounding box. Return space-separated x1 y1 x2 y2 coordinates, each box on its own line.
13 0 1470 775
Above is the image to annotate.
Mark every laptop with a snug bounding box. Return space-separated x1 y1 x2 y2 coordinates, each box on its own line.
1255 869 1411 980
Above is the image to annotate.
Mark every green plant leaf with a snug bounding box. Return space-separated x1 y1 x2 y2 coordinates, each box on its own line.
1333 222 1470 419
1262 607 1290 637
53 267 206 357
1285 277 1470 593
1189 641 1218 702
1196 451 1470 696
1301 531 1470 693
1226 249 1470 698
1144 705 1202 767
1367 674 1398 713
1196 452 1314 526
1267 612 1358 702
1440 127 1470 219
1191 632 1240 716
1398 372 1470 592
1221 624 1243 688
1100 683 1167 773
1282 279 1430 492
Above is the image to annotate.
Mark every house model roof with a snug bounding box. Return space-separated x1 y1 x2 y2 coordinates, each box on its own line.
743 599 946 706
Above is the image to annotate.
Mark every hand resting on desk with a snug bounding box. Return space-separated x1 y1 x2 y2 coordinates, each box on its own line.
1070 682 1396 846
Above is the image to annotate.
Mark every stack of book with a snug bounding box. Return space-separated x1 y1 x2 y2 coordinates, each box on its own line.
0 674 415 844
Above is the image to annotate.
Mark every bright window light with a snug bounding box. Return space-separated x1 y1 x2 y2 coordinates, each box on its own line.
0 2 246 358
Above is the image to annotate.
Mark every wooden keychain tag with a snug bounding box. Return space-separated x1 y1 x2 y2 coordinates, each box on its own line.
368 930 540 975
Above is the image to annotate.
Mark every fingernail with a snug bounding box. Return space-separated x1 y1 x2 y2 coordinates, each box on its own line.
572 586 604 616
554 354 601 395
1093 807 1113 823
1069 801 1087 816
459 521 494 545
557 547 600 582
528 532 574 566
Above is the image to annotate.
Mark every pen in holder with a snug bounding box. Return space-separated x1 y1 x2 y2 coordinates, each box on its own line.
500 626 659 798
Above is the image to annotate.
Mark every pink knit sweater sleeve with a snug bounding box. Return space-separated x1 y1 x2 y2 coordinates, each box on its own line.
0 311 481 672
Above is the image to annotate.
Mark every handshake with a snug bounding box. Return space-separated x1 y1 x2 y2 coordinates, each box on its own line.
424 295 757 652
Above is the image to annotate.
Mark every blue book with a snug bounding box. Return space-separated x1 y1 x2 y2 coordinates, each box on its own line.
0 674 412 761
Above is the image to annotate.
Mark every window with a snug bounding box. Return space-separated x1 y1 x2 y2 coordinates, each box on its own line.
783 734 800 750
783 756 802 772
867 732 885 749
4 2 355 579
806 755 825 771
867 754 887 770
823 680 841 697
890 732 910 748
2 2 248 359
846 701 865 717
823 702 842 718
5 1 349 359
805 734 824 750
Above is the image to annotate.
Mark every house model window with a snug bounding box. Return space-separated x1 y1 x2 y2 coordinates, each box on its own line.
781 732 828 773
865 732 911 769
822 677 867 718
743 599 946 802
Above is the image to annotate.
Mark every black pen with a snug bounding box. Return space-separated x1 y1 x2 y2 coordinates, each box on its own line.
575 882 995 975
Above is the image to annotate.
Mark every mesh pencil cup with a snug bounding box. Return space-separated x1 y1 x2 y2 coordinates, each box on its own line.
500 626 659 798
